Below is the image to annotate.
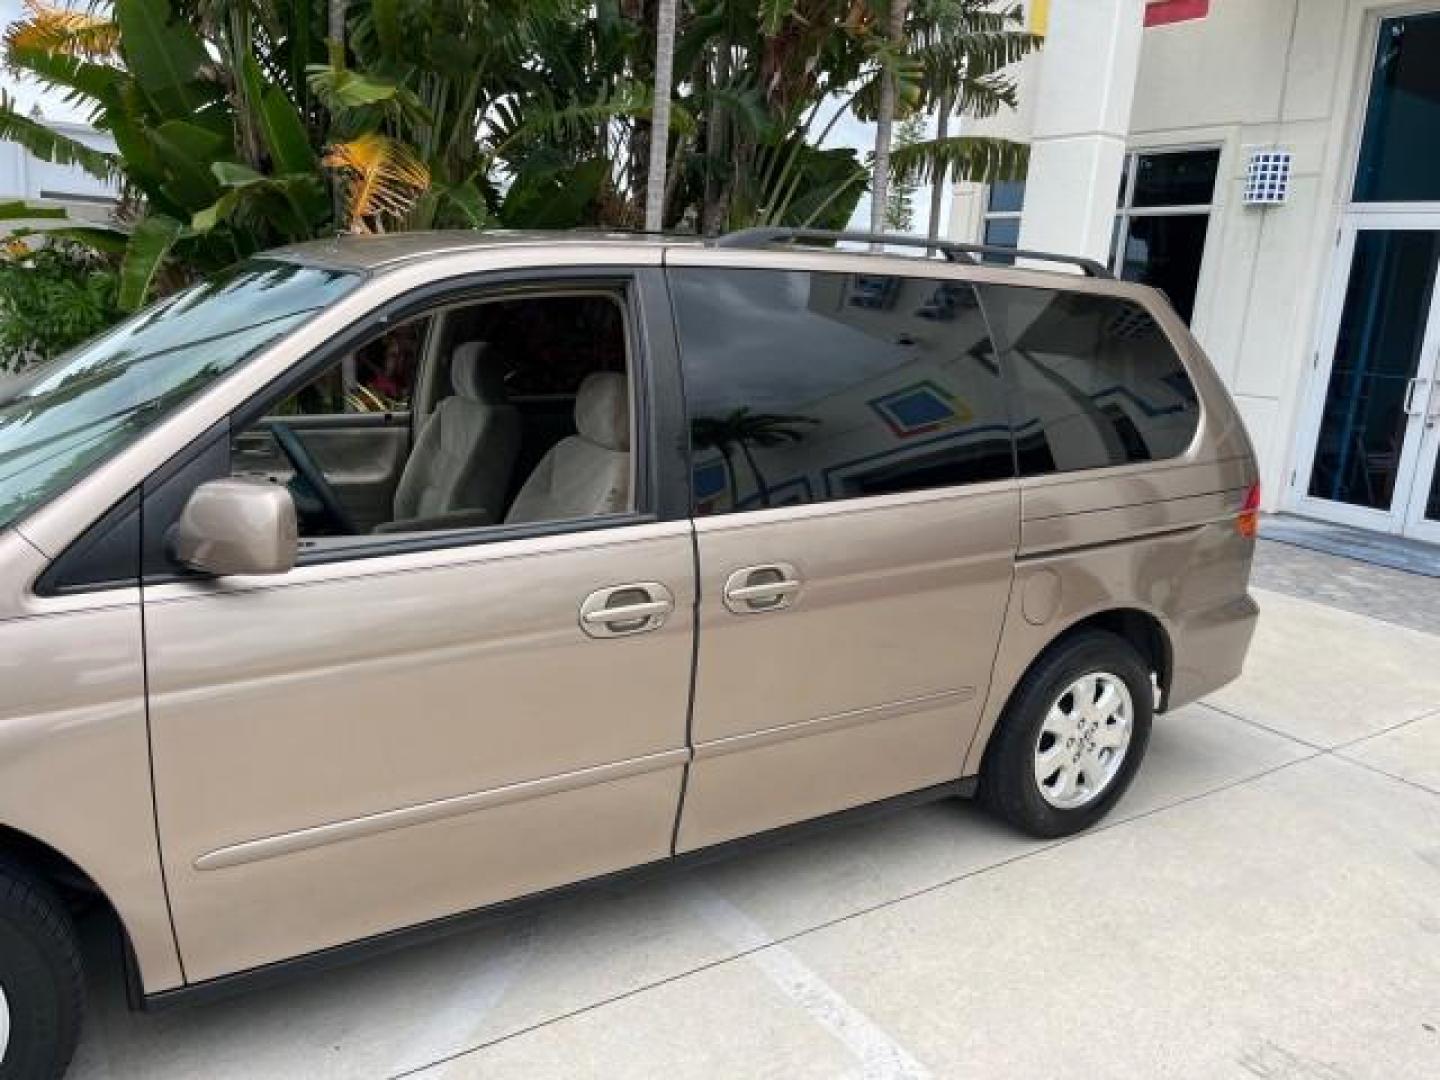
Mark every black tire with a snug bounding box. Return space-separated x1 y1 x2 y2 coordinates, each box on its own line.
980 630 1153 839
0 861 84 1080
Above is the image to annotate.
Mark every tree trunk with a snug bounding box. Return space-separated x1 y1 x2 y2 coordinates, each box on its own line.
328 0 348 230
927 90 952 245
739 441 771 507
701 37 732 234
645 0 678 231
869 0 909 239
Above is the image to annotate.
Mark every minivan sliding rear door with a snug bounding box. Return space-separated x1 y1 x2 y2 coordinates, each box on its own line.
665 257 1020 850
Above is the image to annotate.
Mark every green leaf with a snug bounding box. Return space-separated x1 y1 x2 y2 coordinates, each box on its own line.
113 0 213 117
372 0 403 62
3 45 124 107
146 121 226 209
887 135 1030 186
0 93 117 181
0 201 68 222
211 161 265 187
191 190 240 233
306 63 401 108
241 52 316 175
118 214 183 310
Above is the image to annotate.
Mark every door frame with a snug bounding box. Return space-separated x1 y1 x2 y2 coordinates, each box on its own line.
1288 210 1440 534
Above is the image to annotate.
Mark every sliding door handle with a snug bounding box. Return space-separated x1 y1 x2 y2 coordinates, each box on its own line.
723 563 802 614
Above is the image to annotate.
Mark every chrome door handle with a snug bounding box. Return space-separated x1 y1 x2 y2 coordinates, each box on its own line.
579 583 674 638
723 563 801 614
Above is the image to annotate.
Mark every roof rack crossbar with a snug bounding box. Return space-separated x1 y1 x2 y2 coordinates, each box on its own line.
711 227 1114 279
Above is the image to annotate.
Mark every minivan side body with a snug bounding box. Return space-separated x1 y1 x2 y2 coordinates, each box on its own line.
0 234 1257 1017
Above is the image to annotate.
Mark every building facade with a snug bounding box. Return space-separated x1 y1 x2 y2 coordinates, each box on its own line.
0 116 117 229
953 0 1440 542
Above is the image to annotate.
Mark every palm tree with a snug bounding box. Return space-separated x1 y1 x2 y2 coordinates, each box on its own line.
869 0 909 236
645 0 678 230
692 408 816 508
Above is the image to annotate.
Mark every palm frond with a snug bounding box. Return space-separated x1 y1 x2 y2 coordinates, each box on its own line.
0 90 117 180
322 133 430 233
3 0 120 61
888 134 1029 185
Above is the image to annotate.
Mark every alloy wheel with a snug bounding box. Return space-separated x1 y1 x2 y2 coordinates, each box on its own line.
1033 671 1134 809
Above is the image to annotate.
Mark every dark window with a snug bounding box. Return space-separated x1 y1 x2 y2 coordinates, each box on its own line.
1117 214 1210 324
1355 13 1440 203
982 286 1200 474
671 268 1014 514
1114 149 1219 325
1130 149 1221 208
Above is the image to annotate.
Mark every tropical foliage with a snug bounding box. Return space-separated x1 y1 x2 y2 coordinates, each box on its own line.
0 228 121 368
1 0 1039 317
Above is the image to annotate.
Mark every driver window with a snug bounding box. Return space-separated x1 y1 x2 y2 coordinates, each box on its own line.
230 292 634 544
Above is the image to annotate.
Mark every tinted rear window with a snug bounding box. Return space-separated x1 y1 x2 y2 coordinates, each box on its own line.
981 287 1200 474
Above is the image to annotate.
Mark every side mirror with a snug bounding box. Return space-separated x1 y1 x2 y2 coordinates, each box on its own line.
171 478 298 577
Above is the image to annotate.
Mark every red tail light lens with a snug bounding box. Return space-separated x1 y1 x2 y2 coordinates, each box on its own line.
1237 481 1260 538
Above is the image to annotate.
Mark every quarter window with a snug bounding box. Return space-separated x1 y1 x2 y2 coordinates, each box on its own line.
982 286 1200 474
671 268 1014 515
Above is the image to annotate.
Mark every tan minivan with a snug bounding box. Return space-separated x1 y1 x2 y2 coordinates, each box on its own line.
0 228 1258 1077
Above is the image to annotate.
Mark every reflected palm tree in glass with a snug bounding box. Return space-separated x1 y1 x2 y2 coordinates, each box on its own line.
692 408 817 509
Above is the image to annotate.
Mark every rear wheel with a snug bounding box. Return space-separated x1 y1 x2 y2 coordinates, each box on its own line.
981 630 1153 838
0 861 84 1080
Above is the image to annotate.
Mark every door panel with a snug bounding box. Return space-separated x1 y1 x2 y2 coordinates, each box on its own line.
1305 229 1440 519
232 416 410 533
676 487 1018 851
144 521 693 981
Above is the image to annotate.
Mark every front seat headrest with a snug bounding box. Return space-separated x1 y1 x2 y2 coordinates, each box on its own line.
451 342 508 404
575 372 629 451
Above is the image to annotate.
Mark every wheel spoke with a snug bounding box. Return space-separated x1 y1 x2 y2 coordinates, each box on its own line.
1034 743 1068 781
1041 704 1077 739
1047 763 1076 803
1093 680 1123 720
1094 715 1130 749
1078 748 1110 789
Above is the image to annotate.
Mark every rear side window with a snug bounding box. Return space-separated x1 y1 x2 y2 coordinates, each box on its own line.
981 287 1200 474
671 268 1014 514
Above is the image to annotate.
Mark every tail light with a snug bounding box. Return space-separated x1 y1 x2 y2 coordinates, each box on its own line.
1237 481 1260 538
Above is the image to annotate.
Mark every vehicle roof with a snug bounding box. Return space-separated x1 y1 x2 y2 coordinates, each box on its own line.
271 230 701 271
269 230 1139 297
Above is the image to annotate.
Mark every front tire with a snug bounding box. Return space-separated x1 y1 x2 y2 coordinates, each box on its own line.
0 861 84 1080
981 630 1153 839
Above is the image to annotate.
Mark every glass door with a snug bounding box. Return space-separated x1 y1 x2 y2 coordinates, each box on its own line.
1294 220 1440 534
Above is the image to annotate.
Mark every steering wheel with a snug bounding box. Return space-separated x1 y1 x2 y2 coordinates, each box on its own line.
265 421 357 535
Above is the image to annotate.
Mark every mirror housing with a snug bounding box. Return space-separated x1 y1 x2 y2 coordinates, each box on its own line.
172 478 298 577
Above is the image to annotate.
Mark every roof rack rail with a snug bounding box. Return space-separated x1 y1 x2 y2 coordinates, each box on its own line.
711 227 1114 279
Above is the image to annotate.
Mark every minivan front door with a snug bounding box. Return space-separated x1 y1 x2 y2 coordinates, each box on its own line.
665 260 1020 851
142 276 695 984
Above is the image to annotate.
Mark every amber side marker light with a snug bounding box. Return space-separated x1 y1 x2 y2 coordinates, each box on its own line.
1237 481 1261 538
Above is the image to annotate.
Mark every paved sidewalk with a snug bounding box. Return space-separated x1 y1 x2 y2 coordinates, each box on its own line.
69 557 1440 1078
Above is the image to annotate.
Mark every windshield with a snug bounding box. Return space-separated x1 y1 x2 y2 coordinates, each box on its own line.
0 259 359 533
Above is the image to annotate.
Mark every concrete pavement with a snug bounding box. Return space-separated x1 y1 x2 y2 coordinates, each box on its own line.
68 573 1440 1078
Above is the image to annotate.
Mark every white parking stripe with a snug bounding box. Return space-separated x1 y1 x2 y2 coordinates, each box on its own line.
680 883 932 1080
388 919 537 1077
